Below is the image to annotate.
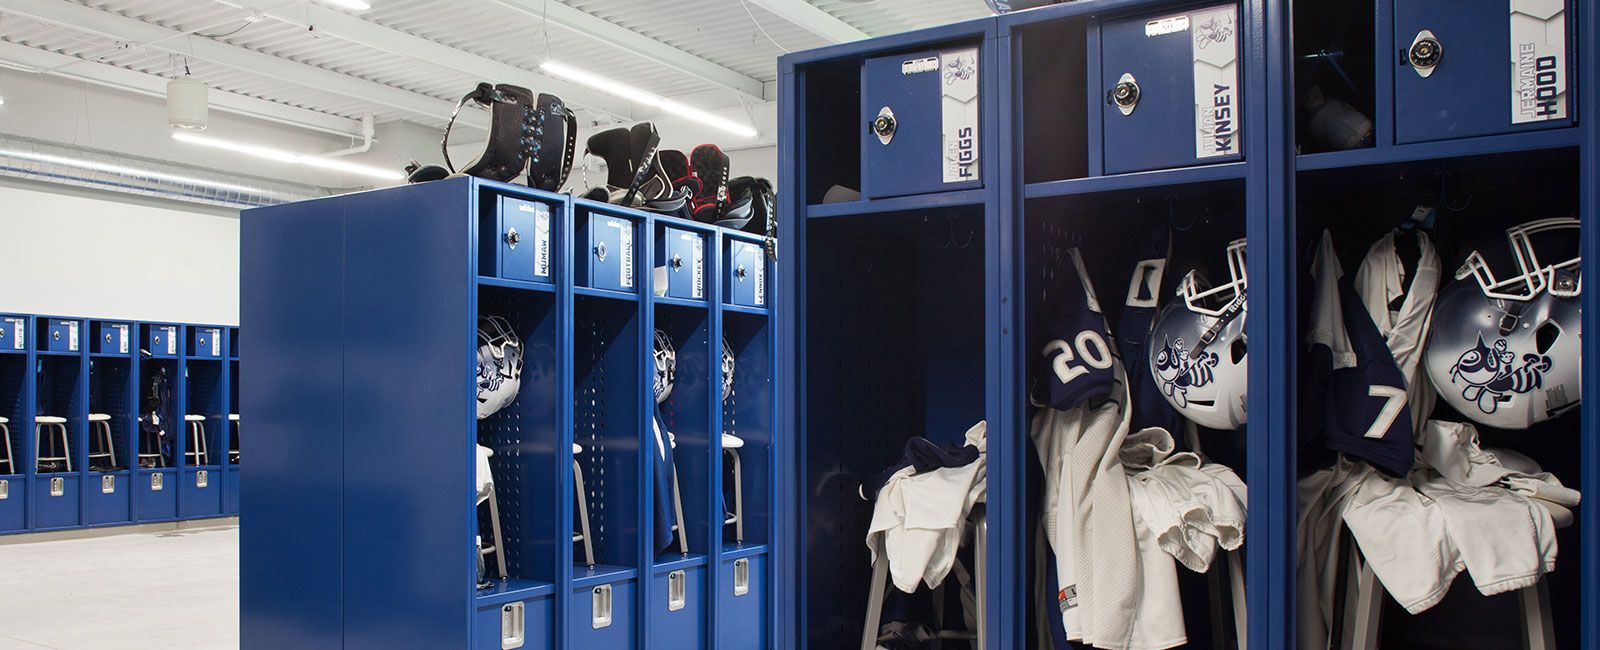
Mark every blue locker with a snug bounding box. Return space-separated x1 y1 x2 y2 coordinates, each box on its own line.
1099 3 1242 174
1393 0 1574 143
0 316 23 352
147 325 178 357
84 472 131 525
136 470 177 521
648 566 706 649
45 319 80 352
579 213 638 293
499 196 555 283
181 468 222 518
570 580 637 649
190 327 223 358
98 323 130 355
861 46 982 199
225 466 240 515
0 479 22 532
32 475 80 529
726 240 766 308
475 597 553 650
716 554 766 650
659 227 706 300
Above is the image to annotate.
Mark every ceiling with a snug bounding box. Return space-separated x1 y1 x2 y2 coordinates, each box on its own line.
0 0 991 138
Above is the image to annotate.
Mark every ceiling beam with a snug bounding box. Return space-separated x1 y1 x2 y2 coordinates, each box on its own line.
743 0 868 44
0 0 493 131
486 0 770 101
213 0 639 119
0 41 364 138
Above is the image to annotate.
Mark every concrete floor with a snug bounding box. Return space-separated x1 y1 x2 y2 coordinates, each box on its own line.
0 521 239 649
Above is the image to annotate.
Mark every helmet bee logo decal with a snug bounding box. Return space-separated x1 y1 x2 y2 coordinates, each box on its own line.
943 56 976 85
1153 337 1220 407
1448 335 1553 414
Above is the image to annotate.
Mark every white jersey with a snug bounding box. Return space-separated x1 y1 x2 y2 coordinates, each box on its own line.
866 420 988 592
1353 229 1441 431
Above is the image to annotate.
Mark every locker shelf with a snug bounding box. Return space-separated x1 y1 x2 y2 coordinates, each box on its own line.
574 564 639 588
574 285 641 302
477 275 557 294
719 543 767 561
1023 161 1248 198
1297 128 1582 171
475 578 557 607
805 188 987 219
653 296 708 310
651 553 708 574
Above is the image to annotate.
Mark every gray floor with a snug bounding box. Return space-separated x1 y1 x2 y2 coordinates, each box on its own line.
0 522 239 649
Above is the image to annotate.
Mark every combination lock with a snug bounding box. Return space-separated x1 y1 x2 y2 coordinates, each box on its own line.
1112 73 1140 115
871 106 897 145
1408 30 1442 78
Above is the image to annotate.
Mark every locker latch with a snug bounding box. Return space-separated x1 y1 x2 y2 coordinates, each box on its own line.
0 479 8 500
591 584 613 629
668 570 687 611
733 558 750 596
505 226 521 249
735 265 748 279
670 254 683 270
151 473 164 491
594 241 608 262
102 475 116 494
196 470 209 488
1408 30 1442 78
871 106 897 145
50 476 64 497
500 602 525 649
1112 73 1140 115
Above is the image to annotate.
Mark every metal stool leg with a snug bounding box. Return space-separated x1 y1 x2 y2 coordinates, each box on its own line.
671 465 689 555
860 552 890 650
0 421 12 475
1339 535 1383 650
726 448 745 543
187 419 209 465
36 421 70 472
480 482 509 581
88 418 115 469
1229 549 1248 650
1519 578 1555 650
573 457 595 567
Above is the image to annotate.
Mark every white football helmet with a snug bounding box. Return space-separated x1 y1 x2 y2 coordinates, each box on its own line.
476 316 523 419
653 329 676 404
1424 218 1581 429
721 337 736 403
1148 238 1248 430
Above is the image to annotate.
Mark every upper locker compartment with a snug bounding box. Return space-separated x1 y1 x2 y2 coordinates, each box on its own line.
480 194 559 286
1392 0 1574 144
861 46 982 199
1097 2 1243 174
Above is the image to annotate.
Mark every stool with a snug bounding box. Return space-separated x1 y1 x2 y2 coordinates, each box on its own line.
476 444 509 583
573 443 596 567
861 507 987 650
88 413 116 470
35 415 70 472
1338 523 1557 650
138 414 166 468
722 433 746 544
228 414 239 464
184 414 209 466
0 416 13 475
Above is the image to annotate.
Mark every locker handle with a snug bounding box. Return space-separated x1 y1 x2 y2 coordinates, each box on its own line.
733 558 750 596
102 475 116 494
500 602 525 649
50 477 64 497
591 584 613 629
668 570 687 611
1111 73 1140 115
0 479 8 500
151 473 164 491
1408 30 1442 78
196 470 209 488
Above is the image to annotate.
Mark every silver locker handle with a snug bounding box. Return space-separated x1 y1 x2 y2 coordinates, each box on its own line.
151 473 164 491
50 476 64 497
591 584 613 629
196 470 209 488
102 475 116 494
0 479 8 500
668 570 687 612
500 602 525 649
733 558 750 596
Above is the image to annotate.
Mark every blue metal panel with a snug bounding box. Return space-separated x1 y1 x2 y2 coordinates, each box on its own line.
1579 1 1597 647
0 478 22 531
44 319 81 353
146 325 178 357
660 227 706 301
135 470 177 521
31 475 78 529
0 315 24 352
715 554 766 650
1392 0 1576 143
476 597 554 650
339 181 475 649
500 195 556 283
861 47 984 199
578 212 639 293
95 322 131 355
240 192 350 650
570 580 638 649
725 240 766 308
224 466 240 515
83 472 130 524
179 469 221 517
1099 2 1245 174
189 326 223 358
647 565 707 649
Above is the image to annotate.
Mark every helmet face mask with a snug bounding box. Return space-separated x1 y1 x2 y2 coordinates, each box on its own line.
654 329 676 404
1150 238 1249 430
1426 218 1581 429
721 337 736 403
476 316 524 420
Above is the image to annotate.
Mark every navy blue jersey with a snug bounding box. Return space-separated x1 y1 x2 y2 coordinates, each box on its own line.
1035 249 1120 411
650 405 679 553
1322 275 1415 477
1116 247 1190 439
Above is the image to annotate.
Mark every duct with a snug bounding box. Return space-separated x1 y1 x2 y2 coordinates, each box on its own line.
0 133 330 208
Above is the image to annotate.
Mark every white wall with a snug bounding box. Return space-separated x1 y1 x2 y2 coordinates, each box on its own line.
0 182 240 325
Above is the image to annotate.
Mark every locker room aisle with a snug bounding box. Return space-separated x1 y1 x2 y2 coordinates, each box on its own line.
0 524 238 649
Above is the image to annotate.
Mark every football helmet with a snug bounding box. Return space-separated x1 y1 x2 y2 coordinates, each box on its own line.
476 316 523 419
1424 218 1581 429
721 337 736 402
1148 238 1249 430
654 329 676 404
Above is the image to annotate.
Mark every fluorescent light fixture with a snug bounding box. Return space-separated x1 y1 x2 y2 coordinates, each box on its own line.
318 0 371 10
173 131 403 181
539 60 760 138
0 147 270 195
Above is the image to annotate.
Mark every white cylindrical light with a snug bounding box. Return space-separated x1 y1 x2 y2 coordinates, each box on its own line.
167 76 209 131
